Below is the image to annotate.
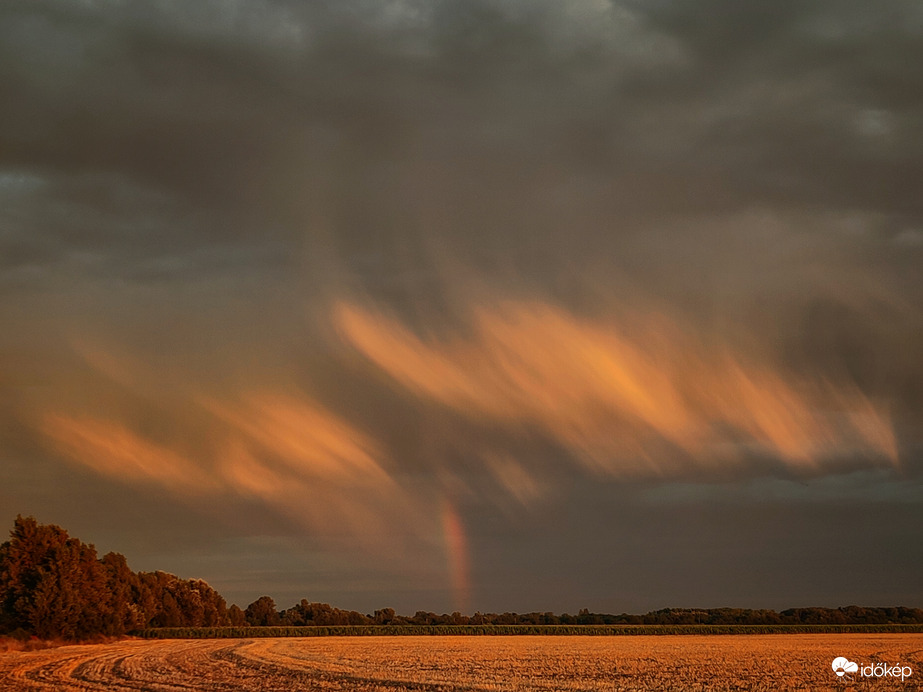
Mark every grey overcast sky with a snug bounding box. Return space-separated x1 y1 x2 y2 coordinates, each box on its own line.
1 0 921 615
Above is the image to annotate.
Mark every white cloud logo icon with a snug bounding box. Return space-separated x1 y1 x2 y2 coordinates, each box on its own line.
832 657 859 677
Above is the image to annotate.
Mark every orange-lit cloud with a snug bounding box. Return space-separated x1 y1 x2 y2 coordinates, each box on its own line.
43 414 219 493
482 452 548 506
34 293 900 596
206 393 422 547
41 390 435 557
203 394 393 487
335 300 897 475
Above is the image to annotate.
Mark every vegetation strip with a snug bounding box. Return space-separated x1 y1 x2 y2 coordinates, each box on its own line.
134 624 923 638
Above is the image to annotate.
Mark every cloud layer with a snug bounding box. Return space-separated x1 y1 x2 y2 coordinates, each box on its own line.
1 0 921 611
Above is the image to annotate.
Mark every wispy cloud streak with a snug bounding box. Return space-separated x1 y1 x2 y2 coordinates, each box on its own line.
336 299 897 476
41 388 436 558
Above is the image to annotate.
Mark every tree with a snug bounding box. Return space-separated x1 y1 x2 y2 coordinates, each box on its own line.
373 608 395 625
0 517 240 638
227 604 246 626
101 552 143 634
0 516 111 639
244 596 279 626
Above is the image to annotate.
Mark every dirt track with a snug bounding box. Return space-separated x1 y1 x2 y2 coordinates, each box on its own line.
0 634 921 691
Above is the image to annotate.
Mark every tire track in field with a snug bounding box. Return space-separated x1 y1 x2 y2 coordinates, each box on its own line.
0 641 238 691
4 642 175 691
1 640 404 691
2 646 100 691
0 639 502 691
206 639 446 691
67 641 224 691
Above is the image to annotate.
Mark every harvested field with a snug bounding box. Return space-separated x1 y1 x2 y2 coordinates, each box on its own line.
0 634 920 691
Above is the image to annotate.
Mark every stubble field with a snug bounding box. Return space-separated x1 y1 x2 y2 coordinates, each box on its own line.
0 634 920 691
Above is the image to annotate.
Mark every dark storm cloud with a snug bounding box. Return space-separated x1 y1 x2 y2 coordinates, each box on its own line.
1 0 921 612
3 0 921 256
626 0 923 214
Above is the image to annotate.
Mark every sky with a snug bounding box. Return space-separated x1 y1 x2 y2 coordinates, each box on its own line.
0 0 921 616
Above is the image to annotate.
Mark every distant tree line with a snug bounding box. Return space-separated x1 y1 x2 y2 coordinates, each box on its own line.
256 605 923 628
2 517 922 640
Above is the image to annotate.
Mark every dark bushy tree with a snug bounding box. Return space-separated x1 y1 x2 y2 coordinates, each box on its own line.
0 516 112 638
101 552 143 635
0 516 229 639
227 603 246 626
245 596 279 626
280 599 370 626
